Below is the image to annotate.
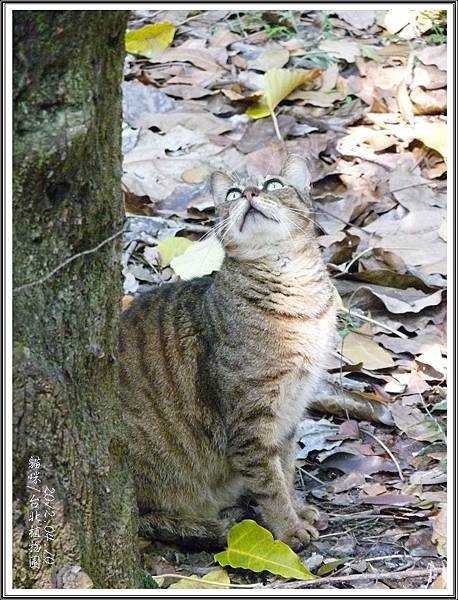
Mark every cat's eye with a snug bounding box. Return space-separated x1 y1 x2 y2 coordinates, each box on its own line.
264 179 284 191
225 188 242 202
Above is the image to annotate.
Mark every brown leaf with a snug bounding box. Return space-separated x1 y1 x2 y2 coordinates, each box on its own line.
416 44 446 71
431 505 447 557
390 402 444 443
360 494 417 506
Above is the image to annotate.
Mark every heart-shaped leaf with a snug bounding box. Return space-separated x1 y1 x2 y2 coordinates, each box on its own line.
246 68 320 119
214 519 317 580
125 21 175 59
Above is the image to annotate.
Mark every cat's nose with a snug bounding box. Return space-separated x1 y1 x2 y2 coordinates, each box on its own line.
242 187 260 201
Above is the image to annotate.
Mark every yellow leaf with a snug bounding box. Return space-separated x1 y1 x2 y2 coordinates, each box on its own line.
125 21 175 59
157 236 193 267
170 236 225 280
246 68 320 119
169 568 230 589
214 519 317 580
342 331 394 370
414 122 447 162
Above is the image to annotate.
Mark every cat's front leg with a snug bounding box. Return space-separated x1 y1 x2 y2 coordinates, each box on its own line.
280 435 321 530
231 446 316 550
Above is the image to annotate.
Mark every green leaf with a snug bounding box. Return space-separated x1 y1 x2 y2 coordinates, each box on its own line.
169 568 230 589
214 520 318 580
432 400 447 412
246 68 320 119
142 572 159 589
170 236 225 280
125 21 175 59
317 558 350 576
157 236 193 267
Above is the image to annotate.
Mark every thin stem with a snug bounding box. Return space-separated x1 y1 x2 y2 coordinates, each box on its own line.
271 109 283 141
339 306 408 340
361 427 404 482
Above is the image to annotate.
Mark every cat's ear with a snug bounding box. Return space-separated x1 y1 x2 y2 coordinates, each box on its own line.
210 171 233 204
281 155 311 192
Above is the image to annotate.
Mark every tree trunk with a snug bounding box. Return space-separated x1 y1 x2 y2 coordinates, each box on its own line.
13 10 141 588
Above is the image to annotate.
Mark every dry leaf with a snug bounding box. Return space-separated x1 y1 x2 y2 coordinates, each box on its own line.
390 402 444 443
249 45 290 72
335 10 376 30
413 122 447 161
319 39 361 62
342 331 394 370
431 505 447 557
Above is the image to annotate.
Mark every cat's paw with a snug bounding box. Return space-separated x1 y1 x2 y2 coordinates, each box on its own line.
296 502 320 524
280 522 314 551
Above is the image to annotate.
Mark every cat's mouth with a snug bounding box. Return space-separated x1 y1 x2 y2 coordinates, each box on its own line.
239 205 275 231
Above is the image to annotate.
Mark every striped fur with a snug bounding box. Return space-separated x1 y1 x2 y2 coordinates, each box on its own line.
120 156 337 550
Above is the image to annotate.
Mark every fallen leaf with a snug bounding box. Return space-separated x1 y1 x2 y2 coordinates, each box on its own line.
249 45 290 71
430 566 447 589
319 39 361 62
413 121 447 161
125 21 175 59
246 68 320 119
296 418 342 459
158 236 193 267
360 494 417 506
327 471 366 494
317 558 350 576
320 453 398 475
416 44 447 71
214 520 317 580
431 505 447 557
342 331 394 370
171 236 225 280
334 10 376 30
169 568 230 589
390 402 445 443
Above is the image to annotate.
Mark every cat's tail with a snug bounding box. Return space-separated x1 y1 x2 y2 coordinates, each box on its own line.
139 511 228 550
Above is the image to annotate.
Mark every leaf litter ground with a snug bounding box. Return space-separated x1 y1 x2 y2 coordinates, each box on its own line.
121 9 447 590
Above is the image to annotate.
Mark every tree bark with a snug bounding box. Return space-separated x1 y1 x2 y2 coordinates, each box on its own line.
13 10 141 588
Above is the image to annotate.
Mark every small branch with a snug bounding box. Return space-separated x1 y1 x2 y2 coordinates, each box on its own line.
361 427 405 481
271 109 283 142
13 229 123 293
271 566 442 589
339 306 408 339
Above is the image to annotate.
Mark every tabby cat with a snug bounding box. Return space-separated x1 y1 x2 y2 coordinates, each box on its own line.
120 155 337 550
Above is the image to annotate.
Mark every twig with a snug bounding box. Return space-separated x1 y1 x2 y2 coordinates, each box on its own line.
298 466 325 485
361 427 405 482
338 307 408 340
176 11 208 28
13 230 123 293
153 573 258 588
271 566 442 589
271 109 283 142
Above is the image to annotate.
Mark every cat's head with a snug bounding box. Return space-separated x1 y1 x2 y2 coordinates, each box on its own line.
210 155 315 257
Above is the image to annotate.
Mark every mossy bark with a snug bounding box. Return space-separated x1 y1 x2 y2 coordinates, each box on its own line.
13 11 141 588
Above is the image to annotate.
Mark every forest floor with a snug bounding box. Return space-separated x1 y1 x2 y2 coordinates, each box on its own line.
121 9 447 590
